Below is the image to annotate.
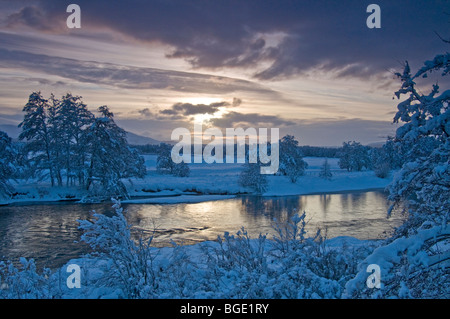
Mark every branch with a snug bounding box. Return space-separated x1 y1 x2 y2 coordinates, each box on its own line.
434 31 450 44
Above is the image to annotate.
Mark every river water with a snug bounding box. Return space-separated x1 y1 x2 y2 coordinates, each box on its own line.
0 190 405 269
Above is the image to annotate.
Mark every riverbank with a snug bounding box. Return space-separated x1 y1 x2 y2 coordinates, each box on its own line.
2 156 394 206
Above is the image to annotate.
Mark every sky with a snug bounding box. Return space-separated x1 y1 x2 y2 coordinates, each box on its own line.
0 0 449 146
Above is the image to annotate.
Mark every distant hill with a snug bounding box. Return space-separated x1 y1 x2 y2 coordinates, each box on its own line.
126 131 161 145
0 124 161 146
0 124 20 140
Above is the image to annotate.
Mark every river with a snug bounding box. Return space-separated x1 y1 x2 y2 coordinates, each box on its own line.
0 190 405 269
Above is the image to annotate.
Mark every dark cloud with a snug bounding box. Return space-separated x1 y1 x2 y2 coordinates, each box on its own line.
3 0 448 80
172 102 224 115
0 47 275 95
208 111 295 128
232 98 242 107
5 5 62 31
155 100 238 120
138 108 154 117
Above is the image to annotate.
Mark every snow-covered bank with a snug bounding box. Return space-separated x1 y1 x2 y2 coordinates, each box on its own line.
2 156 394 206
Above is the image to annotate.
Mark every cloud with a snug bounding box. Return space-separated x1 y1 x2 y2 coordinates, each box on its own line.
232 97 242 107
3 0 447 80
0 47 276 95
208 111 296 128
5 6 64 32
153 99 240 120
285 118 400 146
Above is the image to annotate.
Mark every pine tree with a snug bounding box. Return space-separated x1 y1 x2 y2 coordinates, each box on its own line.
85 105 145 198
0 131 16 198
319 159 332 180
18 92 56 185
57 93 94 187
388 51 450 228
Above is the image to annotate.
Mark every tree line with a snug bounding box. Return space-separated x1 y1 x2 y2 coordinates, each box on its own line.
0 92 145 199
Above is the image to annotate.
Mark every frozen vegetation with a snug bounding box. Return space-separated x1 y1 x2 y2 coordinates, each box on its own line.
0 50 449 299
2 155 393 205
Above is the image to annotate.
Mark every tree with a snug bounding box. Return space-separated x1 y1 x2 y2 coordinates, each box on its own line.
381 136 405 170
156 143 174 174
278 135 308 183
85 105 146 198
338 141 370 172
172 161 190 177
0 131 16 198
238 162 268 194
345 49 449 299
318 159 332 180
57 93 94 187
18 92 56 185
156 143 190 177
388 52 450 228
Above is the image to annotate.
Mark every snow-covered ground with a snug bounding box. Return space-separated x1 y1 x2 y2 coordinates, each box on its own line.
2 156 447 299
4 156 394 206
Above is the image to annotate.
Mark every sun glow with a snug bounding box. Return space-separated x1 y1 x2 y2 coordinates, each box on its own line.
184 97 223 106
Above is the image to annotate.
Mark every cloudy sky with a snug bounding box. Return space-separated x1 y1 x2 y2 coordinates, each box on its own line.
0 0 449 146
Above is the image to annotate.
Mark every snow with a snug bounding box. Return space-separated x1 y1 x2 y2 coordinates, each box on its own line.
1 156 394 206
33 232 378 299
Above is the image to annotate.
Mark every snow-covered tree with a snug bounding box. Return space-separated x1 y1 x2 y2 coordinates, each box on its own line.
381 136 405 170
0 131 16 198
18 92 57 185
238 162 268 194
318 159 333 180
345 49 450 299
156 143 174 174
85 106 145 198
279 135 308 183
388 52 449 229
56 93 94 187
156 143 190 177
338 141 370 172
172 161 190 177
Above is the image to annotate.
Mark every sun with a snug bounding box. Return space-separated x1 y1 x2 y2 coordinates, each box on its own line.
184 97 227 124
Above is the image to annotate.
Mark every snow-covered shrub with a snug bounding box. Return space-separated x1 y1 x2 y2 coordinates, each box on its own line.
374 161 390 178
343 224 450 299
269 212 374 298
78 198 160 298
0 258 53 299
238 162 268 194
201 228 268 298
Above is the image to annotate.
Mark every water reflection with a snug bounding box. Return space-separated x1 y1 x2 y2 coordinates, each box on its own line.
0 190 405 269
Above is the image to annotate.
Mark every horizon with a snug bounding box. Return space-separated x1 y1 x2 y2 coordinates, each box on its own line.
1 1 449 146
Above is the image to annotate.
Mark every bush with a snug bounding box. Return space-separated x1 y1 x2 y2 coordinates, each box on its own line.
374 161 390 178
238 162 268 194
78 198 159 298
